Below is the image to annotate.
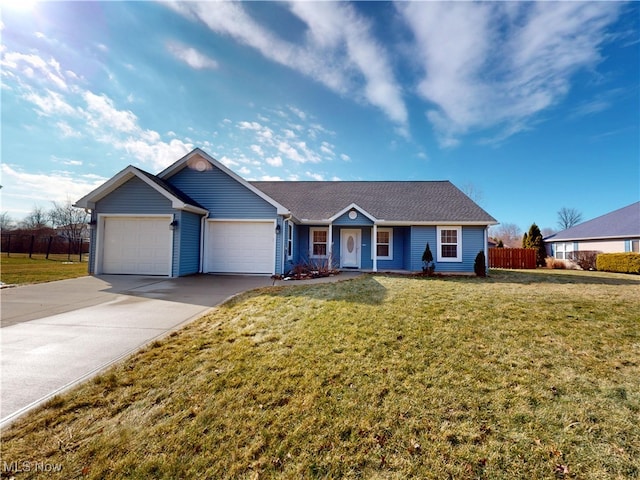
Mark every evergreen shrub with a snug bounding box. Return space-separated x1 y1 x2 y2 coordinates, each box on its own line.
596 253 640 274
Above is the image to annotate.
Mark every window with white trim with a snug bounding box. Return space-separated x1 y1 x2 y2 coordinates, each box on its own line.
310 227 328 258
437 226 462 262
631 239 639 253
555 243 570 260
287 221 294 259
375 228 393 260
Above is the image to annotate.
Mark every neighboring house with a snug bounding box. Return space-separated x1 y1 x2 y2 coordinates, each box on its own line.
75 148 497 277
545 201 640 260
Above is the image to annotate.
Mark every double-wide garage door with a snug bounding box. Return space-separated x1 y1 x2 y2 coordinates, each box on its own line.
206 221 274 274
102 216 172 275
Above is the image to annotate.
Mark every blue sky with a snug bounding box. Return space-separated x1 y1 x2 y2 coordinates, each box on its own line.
1 1 638 234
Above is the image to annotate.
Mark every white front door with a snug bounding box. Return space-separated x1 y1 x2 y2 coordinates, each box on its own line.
341 229 360 268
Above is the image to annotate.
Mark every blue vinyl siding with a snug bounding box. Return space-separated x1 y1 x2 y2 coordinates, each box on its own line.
275 216 284 274
283 222 297 274
333 211 374 226
460 226 485 271
409 226 485 273
167 165 277 219
376 227 407 270
410 226 437 272
95 177 173 214
177 211 202 276
403 227 412 270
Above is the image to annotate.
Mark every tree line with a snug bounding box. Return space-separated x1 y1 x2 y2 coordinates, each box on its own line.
1 201 89 242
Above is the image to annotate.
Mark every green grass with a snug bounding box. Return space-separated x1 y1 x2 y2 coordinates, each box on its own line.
0 254 88 285
2 270 639 479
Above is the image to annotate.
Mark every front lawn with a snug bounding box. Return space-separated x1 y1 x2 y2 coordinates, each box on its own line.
2 270 639 479
0 254 88 285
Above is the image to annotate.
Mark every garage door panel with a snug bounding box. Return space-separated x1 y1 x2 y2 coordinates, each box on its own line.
207 221 274 274
102 217 172 275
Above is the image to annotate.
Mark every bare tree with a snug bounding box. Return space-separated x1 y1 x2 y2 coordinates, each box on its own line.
460 182 484 205
20 206 50 230
49 200 89 241
557 207 583 230
0 212 15 231
489 222 523 248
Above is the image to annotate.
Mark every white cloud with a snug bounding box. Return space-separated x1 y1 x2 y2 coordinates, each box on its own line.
250 144 264 156
56 121 82 138
1 163 107 211
398 2 622 146
24 88 76 116
169 1 407 128
1 52 68 90
320 141 335 157
340 153 351 162
260 175 283 181
82 91 138 133
266 155 283 167
305 171 324 181
167 41 218 70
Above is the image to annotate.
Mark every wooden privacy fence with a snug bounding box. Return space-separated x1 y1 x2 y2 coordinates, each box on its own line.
489 248 537 269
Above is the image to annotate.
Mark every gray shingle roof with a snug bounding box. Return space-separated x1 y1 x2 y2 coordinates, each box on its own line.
546 201 640 241
251 181 497 224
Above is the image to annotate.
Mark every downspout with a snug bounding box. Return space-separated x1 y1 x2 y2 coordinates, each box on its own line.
199 214 207 274
373 223 378 272
328 222 333 270
484 226 489 276
281 214 292 275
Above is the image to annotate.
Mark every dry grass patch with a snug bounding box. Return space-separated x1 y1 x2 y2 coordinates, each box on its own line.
1 254 88 285
2 270 639 479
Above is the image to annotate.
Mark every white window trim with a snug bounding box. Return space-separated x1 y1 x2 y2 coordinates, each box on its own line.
437 226 462 262
373 227 393 260
287 221 294 260
310 227 329 258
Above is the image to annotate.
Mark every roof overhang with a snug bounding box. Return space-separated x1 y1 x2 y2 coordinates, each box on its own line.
159 148 290 216
546 234 640 243
294 219 498 226
74 165 209 215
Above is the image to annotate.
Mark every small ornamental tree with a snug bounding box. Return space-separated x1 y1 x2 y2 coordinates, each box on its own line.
474 250 487 277
422 242 435 275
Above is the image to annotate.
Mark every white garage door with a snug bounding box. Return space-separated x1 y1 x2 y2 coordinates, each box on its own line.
102 216 172 275
206 221 274 274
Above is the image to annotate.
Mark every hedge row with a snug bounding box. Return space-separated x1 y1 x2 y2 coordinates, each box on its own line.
596 253 640 274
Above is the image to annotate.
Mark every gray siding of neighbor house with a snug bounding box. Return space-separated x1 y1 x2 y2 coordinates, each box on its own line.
167 166 277 219
177 211 202 276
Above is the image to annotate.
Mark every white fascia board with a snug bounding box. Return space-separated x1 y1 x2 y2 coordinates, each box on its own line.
73 165 208 215
376 220 499 226
74 166 138 210
328 203 378 223
181 204 209 215
549 234 639 242
159 148 290 215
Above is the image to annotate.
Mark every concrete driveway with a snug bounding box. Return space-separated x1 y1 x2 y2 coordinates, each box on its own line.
1 274 274 428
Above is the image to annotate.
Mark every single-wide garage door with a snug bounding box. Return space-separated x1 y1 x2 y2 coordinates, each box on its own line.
206 221 274 274
102 216 172 275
